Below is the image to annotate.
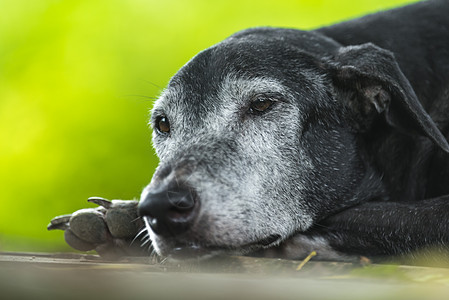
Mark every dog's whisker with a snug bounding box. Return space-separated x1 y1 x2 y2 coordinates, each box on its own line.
131 216 142 223
141 237 152 247
141 79 164 90
131 227 148 245
159 257 168 265
132 236 147 247
125 94 158 101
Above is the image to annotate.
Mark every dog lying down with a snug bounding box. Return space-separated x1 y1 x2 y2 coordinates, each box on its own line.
49 0 449 263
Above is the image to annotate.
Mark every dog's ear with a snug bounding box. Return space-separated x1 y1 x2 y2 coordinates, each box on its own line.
330 43 449 152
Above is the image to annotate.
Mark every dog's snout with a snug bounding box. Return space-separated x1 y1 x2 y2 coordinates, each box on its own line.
138 182 198 237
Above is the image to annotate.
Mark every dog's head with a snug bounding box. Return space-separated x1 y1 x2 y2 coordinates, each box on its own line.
138 28 449 259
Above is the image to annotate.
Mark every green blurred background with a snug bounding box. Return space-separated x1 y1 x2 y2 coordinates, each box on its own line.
1 0 418 253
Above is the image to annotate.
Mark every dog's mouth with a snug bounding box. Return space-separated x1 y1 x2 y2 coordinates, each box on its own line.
165 234 282 260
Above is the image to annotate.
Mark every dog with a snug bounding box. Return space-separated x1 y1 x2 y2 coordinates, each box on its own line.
49 0 449 263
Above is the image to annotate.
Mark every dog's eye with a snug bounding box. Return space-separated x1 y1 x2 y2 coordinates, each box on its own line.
249 97 274 114
155 115 170 134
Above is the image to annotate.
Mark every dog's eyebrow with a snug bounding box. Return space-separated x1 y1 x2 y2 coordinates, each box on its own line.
151 107 165 118
151 89 174 114
218 75 291 104
150 97 168 125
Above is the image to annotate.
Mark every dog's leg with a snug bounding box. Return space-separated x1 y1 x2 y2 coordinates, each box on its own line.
47 198 148 259
260 196 449 262
310 196 449 260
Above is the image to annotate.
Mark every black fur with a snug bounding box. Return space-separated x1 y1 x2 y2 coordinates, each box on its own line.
184 0 449 259
305 0 449 258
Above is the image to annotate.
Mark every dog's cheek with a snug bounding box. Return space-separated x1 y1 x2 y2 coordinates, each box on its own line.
300 123 367 216
233 118 316 233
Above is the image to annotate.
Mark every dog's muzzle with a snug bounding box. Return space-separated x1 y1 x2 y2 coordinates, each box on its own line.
138 180 199 238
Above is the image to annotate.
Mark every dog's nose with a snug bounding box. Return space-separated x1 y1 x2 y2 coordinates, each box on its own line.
138 183 198 237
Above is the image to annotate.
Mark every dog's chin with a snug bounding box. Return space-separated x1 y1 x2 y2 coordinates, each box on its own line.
154 234 283 261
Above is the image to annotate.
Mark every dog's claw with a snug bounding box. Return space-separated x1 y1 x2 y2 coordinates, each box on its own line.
48 197 146 259
47 214 72 231
88 196 112 209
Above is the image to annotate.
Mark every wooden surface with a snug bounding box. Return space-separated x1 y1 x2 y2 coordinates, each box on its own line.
2 252 449 299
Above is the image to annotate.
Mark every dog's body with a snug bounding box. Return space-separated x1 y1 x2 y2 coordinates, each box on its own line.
50 0 449 262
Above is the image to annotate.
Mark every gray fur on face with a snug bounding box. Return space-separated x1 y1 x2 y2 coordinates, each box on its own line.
143 74 318 256
140 28 385 259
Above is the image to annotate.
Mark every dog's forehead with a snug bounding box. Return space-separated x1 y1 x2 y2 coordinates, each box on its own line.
165 44 283 101
169 29 335 87
153 28 338 122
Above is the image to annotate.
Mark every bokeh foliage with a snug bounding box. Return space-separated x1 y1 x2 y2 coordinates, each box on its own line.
0 0 418 252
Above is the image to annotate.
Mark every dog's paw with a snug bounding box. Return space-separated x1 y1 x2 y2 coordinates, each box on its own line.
48 197 148 259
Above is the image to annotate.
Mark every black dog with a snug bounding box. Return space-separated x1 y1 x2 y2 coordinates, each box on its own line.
49 0 449 262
